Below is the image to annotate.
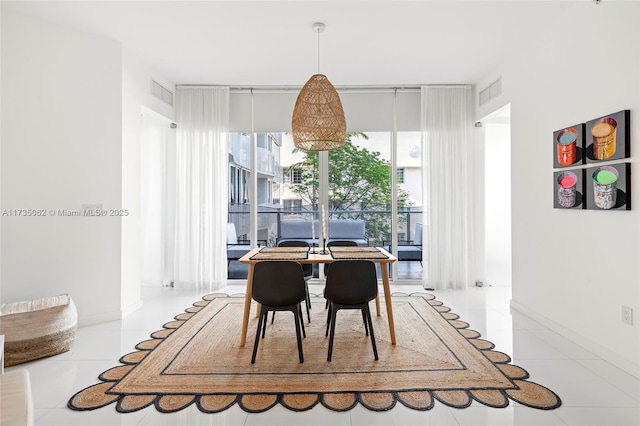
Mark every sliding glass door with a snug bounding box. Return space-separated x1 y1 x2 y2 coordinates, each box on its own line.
227 129 423 282
226 88 423 282
395 132 423 280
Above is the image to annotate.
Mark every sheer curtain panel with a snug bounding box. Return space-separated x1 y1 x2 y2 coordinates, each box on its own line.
421 86 475 289
173 87 229 289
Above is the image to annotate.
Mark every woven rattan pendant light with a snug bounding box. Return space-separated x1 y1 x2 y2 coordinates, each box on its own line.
292 22 346 151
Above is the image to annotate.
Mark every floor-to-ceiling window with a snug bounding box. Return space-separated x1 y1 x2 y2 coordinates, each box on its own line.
395 131 423 279
227 88 423 282
228 132 251 247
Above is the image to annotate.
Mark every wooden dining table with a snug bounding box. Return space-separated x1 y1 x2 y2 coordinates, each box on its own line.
238 246 398 347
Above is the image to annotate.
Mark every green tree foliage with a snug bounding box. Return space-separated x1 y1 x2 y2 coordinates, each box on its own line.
289 133 411 245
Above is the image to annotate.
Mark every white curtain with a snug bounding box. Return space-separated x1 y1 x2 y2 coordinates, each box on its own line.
421 86 475 289
173 86 229 289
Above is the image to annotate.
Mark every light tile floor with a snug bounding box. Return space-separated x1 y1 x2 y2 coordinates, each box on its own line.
6 283 639 426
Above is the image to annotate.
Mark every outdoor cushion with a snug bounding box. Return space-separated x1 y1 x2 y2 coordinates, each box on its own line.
328 220 365 240
278 219 368 246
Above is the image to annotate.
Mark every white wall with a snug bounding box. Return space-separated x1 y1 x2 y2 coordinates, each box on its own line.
476 2 639 377
1 10 123 325
1 10 175 325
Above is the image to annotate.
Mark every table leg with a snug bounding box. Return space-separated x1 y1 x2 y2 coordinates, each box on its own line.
240 264 255 347
373 264 380 315
381 263 396 345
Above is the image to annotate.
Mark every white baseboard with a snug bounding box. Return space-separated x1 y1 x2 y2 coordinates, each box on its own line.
510 300 639 379
78 311 122 327
122 300 143 318
78 299 143 327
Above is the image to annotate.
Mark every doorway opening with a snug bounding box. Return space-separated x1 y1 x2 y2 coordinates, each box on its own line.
481 104 512 286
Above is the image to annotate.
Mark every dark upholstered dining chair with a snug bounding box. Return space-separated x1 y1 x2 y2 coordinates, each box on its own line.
277 240 312 322
324 240 358 276
251 261 307 364
323 240 359 309
324 260 379 362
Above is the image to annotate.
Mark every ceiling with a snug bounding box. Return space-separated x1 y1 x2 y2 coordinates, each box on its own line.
3 1 579 88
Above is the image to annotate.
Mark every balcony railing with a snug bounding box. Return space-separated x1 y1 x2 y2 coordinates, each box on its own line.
227 207 423 280
228 208 422 248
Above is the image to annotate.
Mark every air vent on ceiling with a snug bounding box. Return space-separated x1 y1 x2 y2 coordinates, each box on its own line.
479 77 501 106
151 79 174 107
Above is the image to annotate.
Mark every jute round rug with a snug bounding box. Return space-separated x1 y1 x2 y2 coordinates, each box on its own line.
68 293 561 413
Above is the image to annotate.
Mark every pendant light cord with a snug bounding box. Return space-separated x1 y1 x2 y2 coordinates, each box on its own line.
317 26 321 74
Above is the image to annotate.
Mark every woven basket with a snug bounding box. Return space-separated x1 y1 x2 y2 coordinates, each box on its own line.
291 74 346 151
1 294 77 367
